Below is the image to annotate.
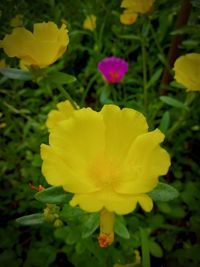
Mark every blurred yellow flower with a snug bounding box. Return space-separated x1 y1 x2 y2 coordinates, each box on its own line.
121 0 154 14
10 14 23 27
174 53 200 92
83 15 96 31
120 9 138 25
41 104 170 215
0 21 69 69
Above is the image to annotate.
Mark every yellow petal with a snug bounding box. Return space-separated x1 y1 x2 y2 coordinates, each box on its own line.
0 27 35 58
57 24 69 58
46 100 75 130
42 108 105 191
70 189 140 215
41 144 100 193
100 105 148 166
114 129 170 194
33 22 59 41
174 53 200 92
136 194 153 212
121 0 154 13
26 40 64 68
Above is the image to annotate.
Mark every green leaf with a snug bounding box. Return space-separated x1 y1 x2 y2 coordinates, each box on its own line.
54 226 70 240
146 68 163 89
0 68 33 81
148 182 179 201
82 213 99 239
159 111 170 133
65 227 80 244
60 204 84 222
118 34 141 41
16 213 44 225
149 240 163 258
114 216 130 239
160 96 186 109
34 186 71 204
47 71 76 85
157 202 186 218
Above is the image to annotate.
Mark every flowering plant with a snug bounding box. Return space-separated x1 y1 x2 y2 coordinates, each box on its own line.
41 101 170 246
0 21 69 69
98 57 128 84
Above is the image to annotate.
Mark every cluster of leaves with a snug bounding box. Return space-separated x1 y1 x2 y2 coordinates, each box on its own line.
0 0 200 267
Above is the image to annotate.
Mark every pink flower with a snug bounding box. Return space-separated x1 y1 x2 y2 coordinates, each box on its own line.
98 56 128 84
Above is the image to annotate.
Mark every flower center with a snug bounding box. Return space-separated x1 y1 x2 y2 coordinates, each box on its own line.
89 156 119 189
109 70 120 82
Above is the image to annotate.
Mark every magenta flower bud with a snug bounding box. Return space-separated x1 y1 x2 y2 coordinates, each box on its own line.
98 56 128 84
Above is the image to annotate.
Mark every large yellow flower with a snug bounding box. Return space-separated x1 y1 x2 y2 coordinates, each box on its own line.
121 0 154 14
83 15 96 31
0 21 69 69
41 103 170 215
173 53 200 92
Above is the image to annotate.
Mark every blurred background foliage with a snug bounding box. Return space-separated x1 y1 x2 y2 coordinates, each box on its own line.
0 0 200 266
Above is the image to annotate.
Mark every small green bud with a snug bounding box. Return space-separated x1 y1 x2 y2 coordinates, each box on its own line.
54 219 63 227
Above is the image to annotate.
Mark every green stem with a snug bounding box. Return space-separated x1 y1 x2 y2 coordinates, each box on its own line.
141 37 148 114
166 92 195 140
140 228 151 267
81 73 98 106
57 85 78 110
148 20 172 75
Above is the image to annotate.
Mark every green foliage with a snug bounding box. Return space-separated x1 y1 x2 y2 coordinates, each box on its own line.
0 68 33 80
148 182 179 202
35 186 72 204
160 96 187 109
16 213 45 225
114 216 130 239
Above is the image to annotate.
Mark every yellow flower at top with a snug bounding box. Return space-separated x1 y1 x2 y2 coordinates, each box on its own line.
83 15 96 31
10 14 23 27
41 101 170 246
173 53 200 92
120 9 138 25
121 0 154 14
0 21 69 69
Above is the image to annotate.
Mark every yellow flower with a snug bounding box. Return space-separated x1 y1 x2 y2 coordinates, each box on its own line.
41 103 170 246
173 53 200 92
120 9 138 25
10 14 23 27
0 21 69 69
41 104 170 215
121 0 154 14
83 15 96 31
